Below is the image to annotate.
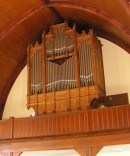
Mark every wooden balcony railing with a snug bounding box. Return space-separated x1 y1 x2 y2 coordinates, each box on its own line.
0 105 130 140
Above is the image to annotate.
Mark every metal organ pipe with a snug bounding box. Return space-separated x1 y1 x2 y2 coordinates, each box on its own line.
46 28 74 58
31 56 34 94
89 46 94 85
46 41 53 57
32 29 97 94
79 40 94 87
39 52 42 93
79 44 83 87
83 40 88 86
68 36 74 53
45 55 76 92
31 52 42 95
34 52 36 93
31 37 94 94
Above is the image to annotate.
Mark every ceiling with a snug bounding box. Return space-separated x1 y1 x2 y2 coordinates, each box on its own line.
0 0 130 118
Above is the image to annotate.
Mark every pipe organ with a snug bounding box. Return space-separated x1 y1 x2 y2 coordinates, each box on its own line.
27 21 105 115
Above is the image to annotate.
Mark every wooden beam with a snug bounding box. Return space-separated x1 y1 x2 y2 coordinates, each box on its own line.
0 130 130 155
48 0 130 39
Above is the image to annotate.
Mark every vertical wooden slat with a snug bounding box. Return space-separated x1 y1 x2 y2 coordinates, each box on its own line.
88 110 93 131
115 107 120 129
10 117 14 138
45 116 49 136
97 109 102 130
65 113 71 133
48 116 52 135
117 106 124 129
107 108 113 129
52 115 56 135
125 106 130 127
57 115 61 134
25 118 30 137
80 110 85 132
126 105 130 127
86 109 89 132
111 107 118 129
75 113 80 133
102 109 109 130
93 109 99 131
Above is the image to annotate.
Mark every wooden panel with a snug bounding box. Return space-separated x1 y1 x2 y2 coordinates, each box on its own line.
95 37 105 93
29 85 101 114
1 105 130 140
105 93 129 106
56 99 68 112
11 105 130 139
2 107 130 156
0 119 11 139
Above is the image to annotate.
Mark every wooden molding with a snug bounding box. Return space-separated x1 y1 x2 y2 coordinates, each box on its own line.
0 129 130 155
96 30 130 53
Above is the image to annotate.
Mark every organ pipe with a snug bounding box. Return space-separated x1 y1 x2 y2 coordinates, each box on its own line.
31 52 42 95
79 40 94 87
30 35 94 94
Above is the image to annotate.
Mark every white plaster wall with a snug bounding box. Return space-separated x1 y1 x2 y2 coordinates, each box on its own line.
2 38 130 119
101 38 130 100
2 67 34 119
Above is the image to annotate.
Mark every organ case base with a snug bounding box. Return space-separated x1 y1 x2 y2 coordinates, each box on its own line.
27 85 103 115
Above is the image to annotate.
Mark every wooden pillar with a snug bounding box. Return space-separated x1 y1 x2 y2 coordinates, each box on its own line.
9 117 14 139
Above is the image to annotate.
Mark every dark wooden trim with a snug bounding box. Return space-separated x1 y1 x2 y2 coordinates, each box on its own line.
96 30 130 53
44 0 63 21
0 1 61 42
48 1 130 39
0 0 130 51
0 129 130 154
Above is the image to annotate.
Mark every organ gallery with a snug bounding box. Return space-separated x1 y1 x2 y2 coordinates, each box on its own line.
27 21 105 115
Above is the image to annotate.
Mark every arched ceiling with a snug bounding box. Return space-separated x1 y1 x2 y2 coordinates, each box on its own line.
0 0 130 118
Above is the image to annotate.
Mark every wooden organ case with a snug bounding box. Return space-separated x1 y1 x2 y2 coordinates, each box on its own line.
27 22 105 115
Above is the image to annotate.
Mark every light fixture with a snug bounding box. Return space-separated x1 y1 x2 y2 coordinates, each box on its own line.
31 112 35 117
